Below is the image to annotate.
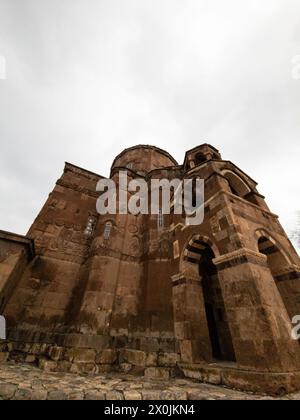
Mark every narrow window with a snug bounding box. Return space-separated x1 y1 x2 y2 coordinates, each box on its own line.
173 240 180 259
104 221 113 239
195 153 207 165
158 209 164 229
84 216 96 236
0 315 6 340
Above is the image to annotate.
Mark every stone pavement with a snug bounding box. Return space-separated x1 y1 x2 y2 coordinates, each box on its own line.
0 362 299 400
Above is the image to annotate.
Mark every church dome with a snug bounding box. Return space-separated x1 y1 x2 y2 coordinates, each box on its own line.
110 145 178 175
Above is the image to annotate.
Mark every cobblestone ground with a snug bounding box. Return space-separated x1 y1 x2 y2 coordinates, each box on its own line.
0 362 299 400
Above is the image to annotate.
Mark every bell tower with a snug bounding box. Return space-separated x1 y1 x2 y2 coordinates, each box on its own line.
171 143 300 393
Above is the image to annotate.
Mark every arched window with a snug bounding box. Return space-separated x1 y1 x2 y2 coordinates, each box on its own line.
0 315 6 340
104 221 113 239
222 170 251 199
192 179 198 208
195 153 207 165
258 236 292 319
127 162 134 170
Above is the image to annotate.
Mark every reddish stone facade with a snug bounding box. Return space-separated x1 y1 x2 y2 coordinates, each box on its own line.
1 144 300 394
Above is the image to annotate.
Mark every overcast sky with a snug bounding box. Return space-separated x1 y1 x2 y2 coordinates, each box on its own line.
0 0 299 252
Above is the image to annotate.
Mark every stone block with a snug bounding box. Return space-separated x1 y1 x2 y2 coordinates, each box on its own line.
15 388 33 400
124 391 142 400
38 359 57 372
65 348 96 363
146 352 158 366
70 362 96 374
144 367 170 381
85 390 106 400
203 370 222 385
0 383 17 399
48 346 65 362
48 390 68 400
106 391 124 400
31 389 48 400
96 349 117 364
96 364 113 374
141 390 162 400
29 344 43 355
56 361 72 372
68 391 85 400
158 352 180 367
119 363 132 373
0 352 8 363
179 341 193 363
24 355 36 364
122 349 147 367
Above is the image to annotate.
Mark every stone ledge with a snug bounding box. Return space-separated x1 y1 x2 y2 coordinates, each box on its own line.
213 248 267 271
3 341 181 375
0 230 35 259
179 362 300 396
7 329 177 352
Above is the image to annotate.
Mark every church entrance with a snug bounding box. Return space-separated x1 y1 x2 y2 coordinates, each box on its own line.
199 245 236 362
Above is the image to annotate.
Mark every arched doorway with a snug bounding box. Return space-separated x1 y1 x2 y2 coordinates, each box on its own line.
184 238 236 362
258 236 292 319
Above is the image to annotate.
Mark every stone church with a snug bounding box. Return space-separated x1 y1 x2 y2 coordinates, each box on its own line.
1 144 300 394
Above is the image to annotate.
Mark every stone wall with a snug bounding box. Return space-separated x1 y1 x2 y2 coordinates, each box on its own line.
0 231 35 313
1 143 300 393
